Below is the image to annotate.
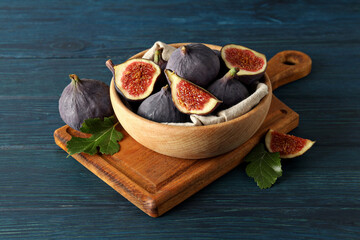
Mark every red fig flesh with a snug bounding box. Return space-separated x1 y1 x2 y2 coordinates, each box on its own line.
221 44 267 85
106 59 161 101
165 70 221 115
265 129 315 158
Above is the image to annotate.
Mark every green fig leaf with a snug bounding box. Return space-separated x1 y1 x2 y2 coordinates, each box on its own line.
67 116 123 156
244 143 282 189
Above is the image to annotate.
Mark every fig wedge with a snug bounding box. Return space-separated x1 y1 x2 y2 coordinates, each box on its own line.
165 70 221 115
265 129 315 158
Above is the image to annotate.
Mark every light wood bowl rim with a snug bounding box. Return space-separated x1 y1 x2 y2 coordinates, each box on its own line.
110 43 272 129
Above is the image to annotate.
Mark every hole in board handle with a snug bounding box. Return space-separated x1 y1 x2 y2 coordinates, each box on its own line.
280 109 288 114
283 61 296 65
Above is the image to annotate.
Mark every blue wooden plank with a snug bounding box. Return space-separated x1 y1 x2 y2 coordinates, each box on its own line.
0 0 359 239
0 150 359 239
0 1 358 59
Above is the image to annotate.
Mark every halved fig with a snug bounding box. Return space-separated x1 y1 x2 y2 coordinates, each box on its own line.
166 43 220 87
165 70 221 115
265 129 315 158
221 44 267 85
106 59 161 101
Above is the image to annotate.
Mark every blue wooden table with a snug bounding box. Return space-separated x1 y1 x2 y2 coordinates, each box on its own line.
1 0 359 239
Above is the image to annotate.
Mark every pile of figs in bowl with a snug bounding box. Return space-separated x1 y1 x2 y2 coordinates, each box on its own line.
108 43 272 159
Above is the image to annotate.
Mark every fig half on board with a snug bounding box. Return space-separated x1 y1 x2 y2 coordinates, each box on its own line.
221 44 267 85
265 129 315 158
106 59 161 101
165 70 221 115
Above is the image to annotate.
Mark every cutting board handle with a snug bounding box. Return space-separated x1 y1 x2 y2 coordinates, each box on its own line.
266 50 312 90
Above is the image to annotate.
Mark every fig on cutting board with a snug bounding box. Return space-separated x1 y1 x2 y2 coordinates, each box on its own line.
166 43 220 87
58 74 114 131
208 67 250 110
221 44 267 85
106 59 161 101
137 85 189 123
165 70 221 115
265 129 315 158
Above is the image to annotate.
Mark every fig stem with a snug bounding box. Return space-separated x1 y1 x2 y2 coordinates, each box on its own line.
154 48 163 64
69 74 80 85
181 46 187 55
106 59 115 76
162 84 169 91
226 68 239 78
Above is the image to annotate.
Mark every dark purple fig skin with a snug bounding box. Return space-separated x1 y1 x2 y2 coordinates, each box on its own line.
207 68 249 110
59 74 113 130
166 43 220 88
213 49 229 80
236 71 266 86
118 93 140 112
137 85 189 123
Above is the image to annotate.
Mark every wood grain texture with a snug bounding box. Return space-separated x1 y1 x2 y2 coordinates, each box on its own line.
54 95 299 217
1 0 360 238
267 50 312 90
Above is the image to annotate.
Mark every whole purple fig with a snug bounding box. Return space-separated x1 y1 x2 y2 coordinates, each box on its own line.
207 68 249 110
166 43 220 88
59 74 113 130
137 85 189 123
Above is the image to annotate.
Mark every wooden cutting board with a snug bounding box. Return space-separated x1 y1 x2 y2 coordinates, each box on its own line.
54 50 311 217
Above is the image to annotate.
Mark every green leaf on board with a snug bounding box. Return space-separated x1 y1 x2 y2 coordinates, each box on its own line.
67 116 123 156
244 143 282 189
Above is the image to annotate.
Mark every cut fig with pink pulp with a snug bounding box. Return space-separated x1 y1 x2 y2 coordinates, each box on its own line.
165 70 221 115
221 44 267 85
106 59 161 101
265 129 315 158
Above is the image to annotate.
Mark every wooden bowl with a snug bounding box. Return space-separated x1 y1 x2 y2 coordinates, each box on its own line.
110 43 272 159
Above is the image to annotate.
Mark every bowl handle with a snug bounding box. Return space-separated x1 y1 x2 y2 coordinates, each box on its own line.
266 50 312 90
